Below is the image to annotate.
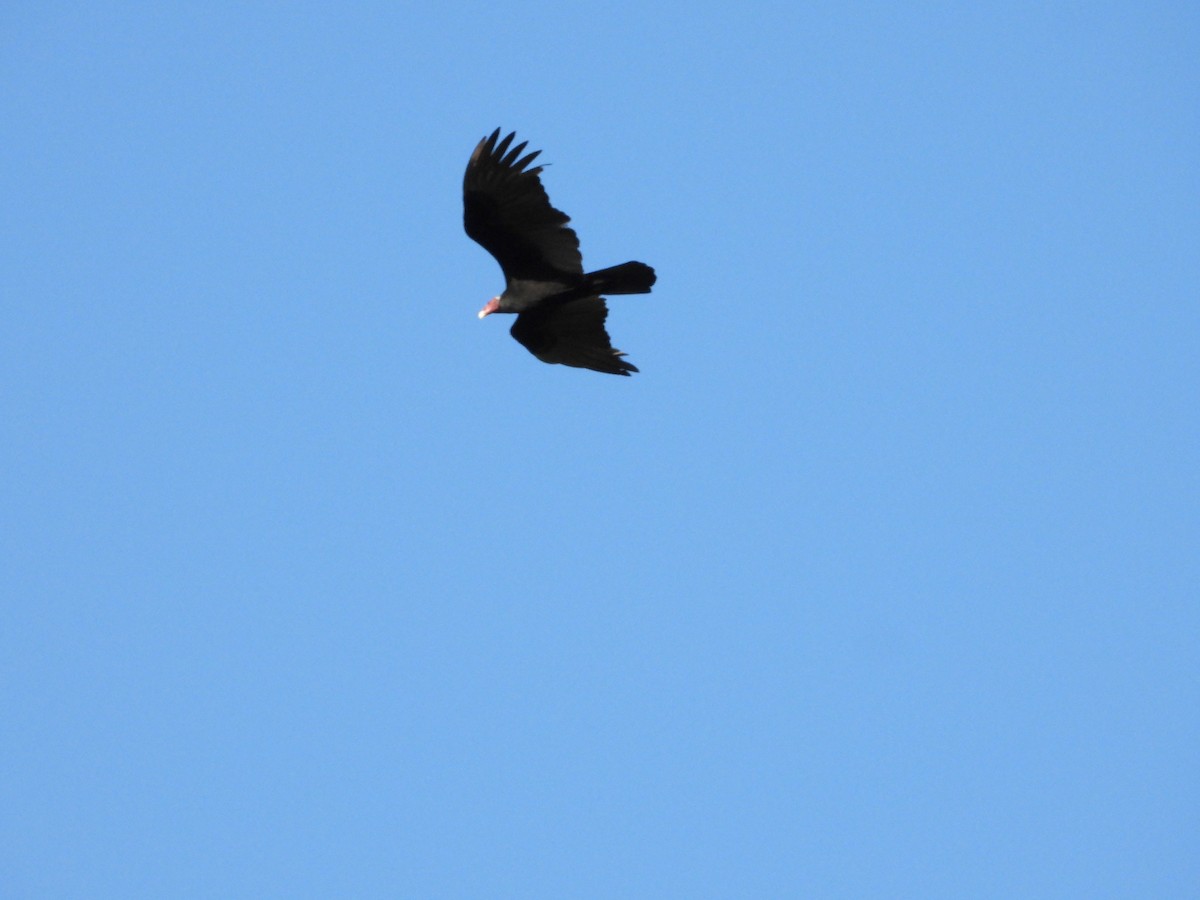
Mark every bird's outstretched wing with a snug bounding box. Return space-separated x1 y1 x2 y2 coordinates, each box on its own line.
510 296 638 376
463 129 583 281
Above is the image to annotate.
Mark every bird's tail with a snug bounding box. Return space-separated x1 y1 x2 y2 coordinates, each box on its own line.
584 261 656 295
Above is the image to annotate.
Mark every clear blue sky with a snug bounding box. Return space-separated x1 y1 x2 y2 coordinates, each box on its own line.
2 2 1197 896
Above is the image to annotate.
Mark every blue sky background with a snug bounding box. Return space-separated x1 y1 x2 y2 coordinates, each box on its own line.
2 2 1197 896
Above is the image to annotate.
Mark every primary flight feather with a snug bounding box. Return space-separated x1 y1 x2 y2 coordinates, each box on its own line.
463 128 656 375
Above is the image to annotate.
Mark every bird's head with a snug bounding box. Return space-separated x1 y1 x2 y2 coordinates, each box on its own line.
477 297 500 319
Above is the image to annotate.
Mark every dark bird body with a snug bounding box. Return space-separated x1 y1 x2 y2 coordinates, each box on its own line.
463 129 656 375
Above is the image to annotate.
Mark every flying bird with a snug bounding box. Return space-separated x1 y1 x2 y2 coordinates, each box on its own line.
463 128 656 375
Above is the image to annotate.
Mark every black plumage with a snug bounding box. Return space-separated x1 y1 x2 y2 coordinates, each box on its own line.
463 129 656 375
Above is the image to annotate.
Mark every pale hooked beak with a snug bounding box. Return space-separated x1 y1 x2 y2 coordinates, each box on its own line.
478 297 500 319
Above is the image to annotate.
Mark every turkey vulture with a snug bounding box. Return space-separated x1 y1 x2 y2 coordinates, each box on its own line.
463 128 656 375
